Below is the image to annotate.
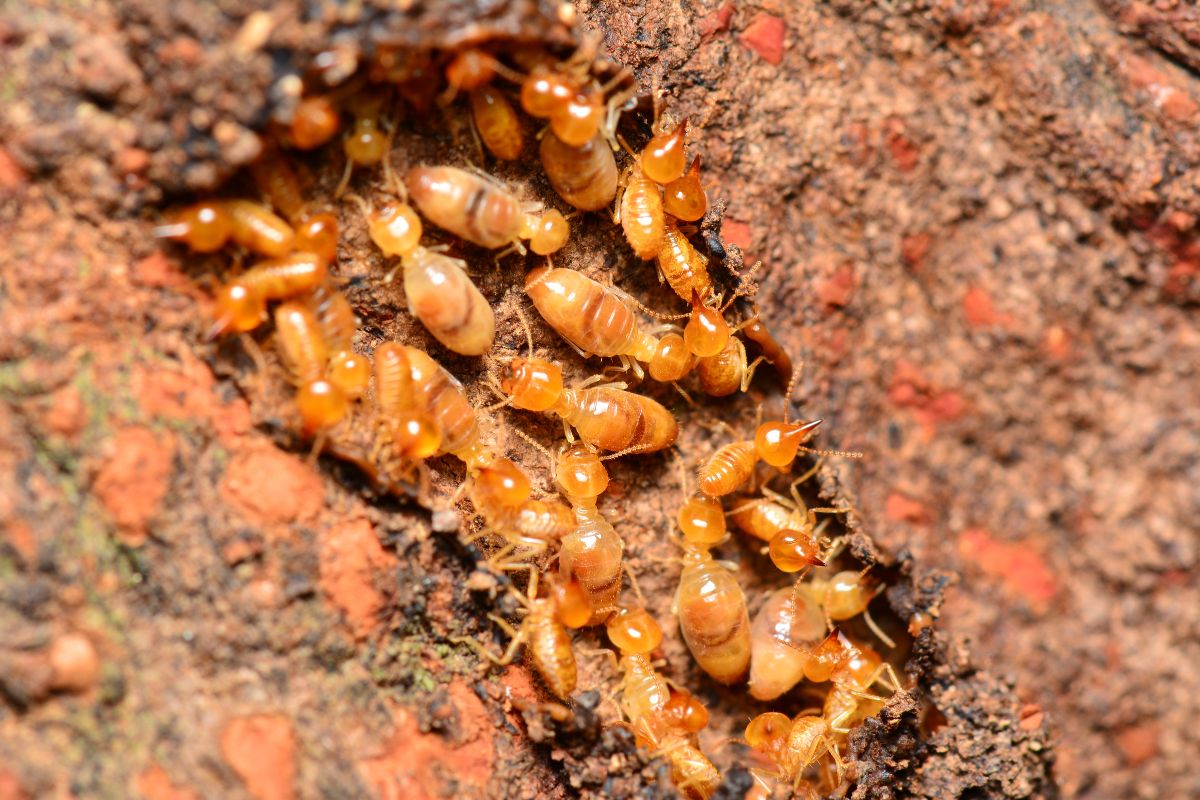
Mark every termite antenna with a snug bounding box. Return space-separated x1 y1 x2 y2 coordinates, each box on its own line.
862 607 897 649
514 304 535 357
511 426 555 473
600 442 655 460
627 566 646 607
782 361 804 424
797 445 863 460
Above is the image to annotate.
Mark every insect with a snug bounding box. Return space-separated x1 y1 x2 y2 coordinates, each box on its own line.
289 95 340 150
524 266 694 381
747 584 827 701
663 156 707 222
641 119 689 185
155 200 295 257
456 572 590 699
657 221 713 303
682 290 731 358
406 166 526 250
743 710 848 791
210 252 328 336
273 301 347 433
398 344 487 466
500 357 679 453
517 45 630 148
809 569 896 648
372 342 441 459
468 455 576 575
248 148 306 223
697 413 832 498
551 443 625 625
470 85 524 161
225 199 297 257
618 166 665 260
695 332 764 397
293 213 340 266
741 316 794 385
337 93 393 195
519 209 570 256
154 201 232 253
306 283 369 401
540 130 619 212
348 193 495 355
674 507 752 685
605 607 722 799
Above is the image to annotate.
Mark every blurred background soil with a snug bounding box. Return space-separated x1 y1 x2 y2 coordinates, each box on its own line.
1 0 1197 798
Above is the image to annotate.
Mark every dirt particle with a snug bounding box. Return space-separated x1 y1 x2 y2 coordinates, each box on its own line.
815 261 858 309
0 769 29 800
133 253 186 289
4 518 37 563
41 384 87 440
1122 53 1198 123
1115 721 1160 767
1018 704 1044 732
698 1 735 38
884 115 920 172
1041 324 1073 360
219 714 297 800
133 763 200 800
220 445 323 527
93 427 175 546
963 285 1012 329
116 148 151 176
885 492 931 524
958 528 1058 609
0 147 27 189
738 13 786 65
47 632 101 693
70 35 144 103
721 218 753 249
132 356 217 423
901 231 933 272
317 519 398 639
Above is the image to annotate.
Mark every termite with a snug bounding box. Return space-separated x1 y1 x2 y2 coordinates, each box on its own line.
657 220 713 303
641 119 689 185
743 710 848 792
470 85 524 161
289 95 340 150
372 342 441 459
524 265 693 382
406 166 527 250
153 201 233 253
499 356 679 453
617 165 665 260
305 283 369 401
210 252 328 336
605 607 722 799
456 572 590 699
336 92 393 196
273 301 347 433
540 131 619 212
156 199 294 257
673 498 752 685
747 584 827 701
348 193 495 356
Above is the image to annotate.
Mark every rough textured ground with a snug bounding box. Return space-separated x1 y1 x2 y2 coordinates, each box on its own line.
2 1 1197 799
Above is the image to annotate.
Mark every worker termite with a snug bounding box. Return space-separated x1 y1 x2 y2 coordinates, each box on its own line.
398 344 488 466
743 710 849 791
499 356 679 453
406 166 526 250
663 156 707 222
468 456 575 575
695 332 765 397
155 199 295 257
605 606 722 799
337 92 393 196
305 283 369 401
210 251 328 336
372 342 441 460
347 193 495 355
551 443 625 625
741 316 794 385
273 300 347 433
657 220 713 303
809 568 897 648
617 165 665 260
747 584 827 701
455 572 590 699
289 95 340 150
470 85 524 161
673 496 752 685
540 131 619 212
524 265 693 381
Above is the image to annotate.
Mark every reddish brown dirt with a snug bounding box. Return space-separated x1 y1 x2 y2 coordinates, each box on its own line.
2 1 1198 799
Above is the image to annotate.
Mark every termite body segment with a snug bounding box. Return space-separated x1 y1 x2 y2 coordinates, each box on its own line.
211 252 328 335
406 166 525 249
697 440 756 498
554 444 623 625
372 342 441 459
696 333 760 397
273 301 347 433
225 199 296 257
503 357 679 453
663 156 707 222
399 345 486 465
154 202 233 252
675 541 752 685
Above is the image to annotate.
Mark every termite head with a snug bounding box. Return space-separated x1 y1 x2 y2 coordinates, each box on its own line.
768 529 826 573
502 356 564 411
473 456 533 507
683 288 730 358
663 688 709 733
554 441 608 500
549 577 592 629
676 493 726 546
744 712 791 763
605 606 663 655
754 418 822 467
209 280 266 338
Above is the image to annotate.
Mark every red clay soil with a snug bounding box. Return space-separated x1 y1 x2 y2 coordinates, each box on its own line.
1 1 1197 799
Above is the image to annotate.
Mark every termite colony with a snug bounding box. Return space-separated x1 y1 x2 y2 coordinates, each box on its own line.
155 12 918 798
